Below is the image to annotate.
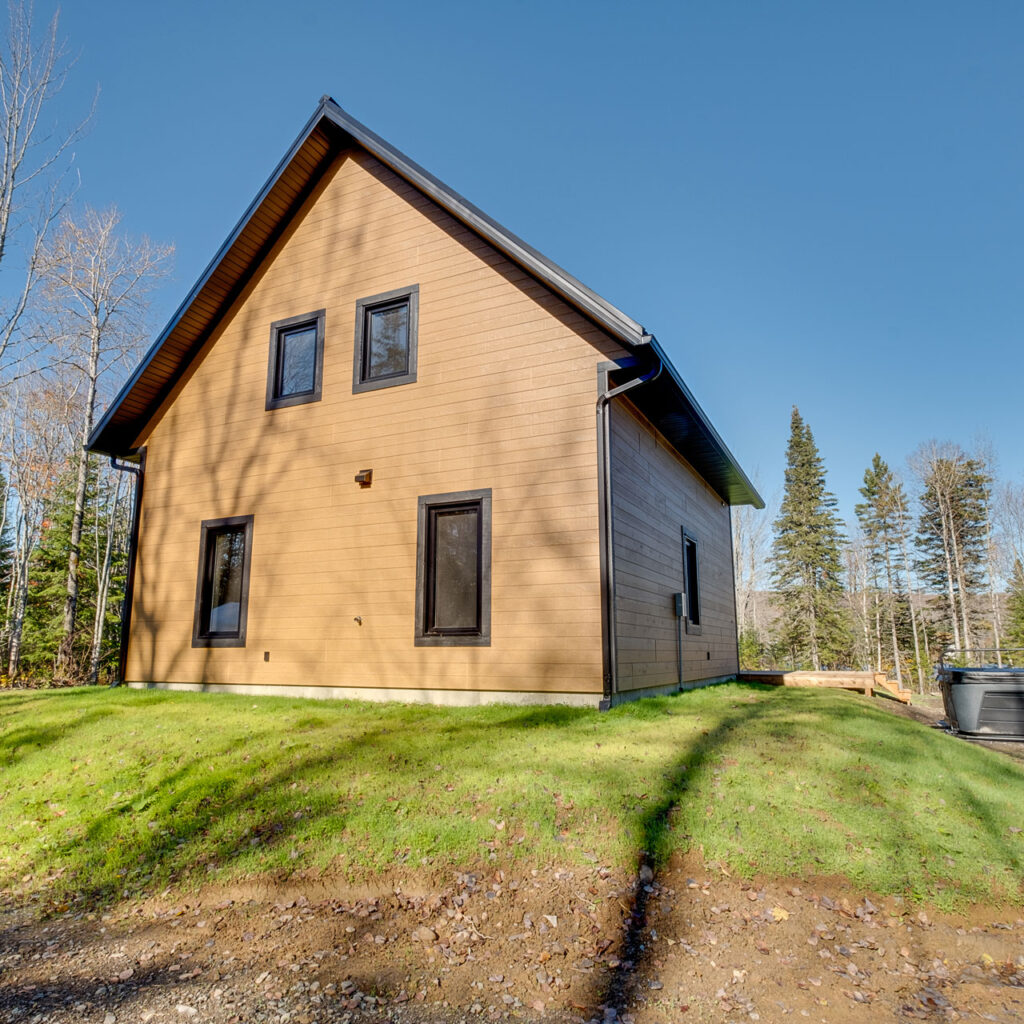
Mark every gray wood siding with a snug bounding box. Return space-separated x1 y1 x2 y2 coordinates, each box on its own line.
610 400 738 691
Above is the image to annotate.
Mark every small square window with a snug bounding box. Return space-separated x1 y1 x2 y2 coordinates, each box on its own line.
682 527 701 634
353 285 419 393
415 489 491 646
266 310 325 410
192 515 254 647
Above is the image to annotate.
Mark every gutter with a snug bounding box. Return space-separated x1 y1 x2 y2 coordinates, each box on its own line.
109 449 146 686
596 350 663 710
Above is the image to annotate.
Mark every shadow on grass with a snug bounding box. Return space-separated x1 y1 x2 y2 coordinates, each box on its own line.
591 687 772 1017
0 706 117 767
3 681 1023 1024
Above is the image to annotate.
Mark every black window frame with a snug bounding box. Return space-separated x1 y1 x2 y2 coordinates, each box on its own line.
415 488 491 647
352 284 419 393
192 514 255 648
265 309 326 410
681 527 702 635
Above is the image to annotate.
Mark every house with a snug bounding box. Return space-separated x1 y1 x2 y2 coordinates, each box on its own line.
88 97 763 708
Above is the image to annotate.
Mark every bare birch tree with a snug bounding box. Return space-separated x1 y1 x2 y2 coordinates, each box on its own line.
85 460 128 684
911 441 991 658
844 533 873 670
995 481 1024 571
0 2 89 376
732 487 771 635
40 206 170 680
894 488 926 691
3 375 73 681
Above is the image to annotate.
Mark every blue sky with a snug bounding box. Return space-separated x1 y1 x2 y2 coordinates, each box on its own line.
37 0 1024 524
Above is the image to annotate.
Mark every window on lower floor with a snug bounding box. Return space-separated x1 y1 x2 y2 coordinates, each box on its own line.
192 515 254 647
682 528 701 633
353 285 419 392
266 310 325 409
415 489 491 646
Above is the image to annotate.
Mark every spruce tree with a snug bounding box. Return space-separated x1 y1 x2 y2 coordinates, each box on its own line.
855 454 911 684
914 450 990 653
770 407 849 670
1005 559 1024 660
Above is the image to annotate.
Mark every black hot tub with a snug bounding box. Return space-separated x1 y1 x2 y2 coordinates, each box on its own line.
940 667 1024 740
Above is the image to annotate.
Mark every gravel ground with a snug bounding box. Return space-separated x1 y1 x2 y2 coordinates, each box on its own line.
2 855 1023 1024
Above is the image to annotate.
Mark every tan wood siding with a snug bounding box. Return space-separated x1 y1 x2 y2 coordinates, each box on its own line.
609 400 738 691
128 149 630 698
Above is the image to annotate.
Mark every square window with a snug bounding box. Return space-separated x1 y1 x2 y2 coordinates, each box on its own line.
415 489 491 646
682 528 701 634
353 285 419 393
266 310 325 409
192 515 254 647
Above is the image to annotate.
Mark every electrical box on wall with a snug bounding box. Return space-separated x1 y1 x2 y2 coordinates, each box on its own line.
672 592 684 618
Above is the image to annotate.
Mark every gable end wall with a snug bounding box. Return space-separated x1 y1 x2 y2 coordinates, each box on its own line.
127 149 631 701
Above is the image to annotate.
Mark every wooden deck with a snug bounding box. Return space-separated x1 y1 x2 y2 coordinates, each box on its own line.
737 670 912 704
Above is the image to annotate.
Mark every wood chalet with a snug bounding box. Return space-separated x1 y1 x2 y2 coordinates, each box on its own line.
88 97 763 708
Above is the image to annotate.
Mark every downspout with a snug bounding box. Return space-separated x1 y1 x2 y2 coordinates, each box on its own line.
597 352 662 710
109 448 146 687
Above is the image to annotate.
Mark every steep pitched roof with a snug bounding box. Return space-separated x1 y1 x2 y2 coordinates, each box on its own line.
88 97 762 508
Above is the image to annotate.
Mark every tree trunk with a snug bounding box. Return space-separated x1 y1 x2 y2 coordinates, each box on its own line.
936 488 961 652
901 535 925 693
88 469 124 685
7 515 32 682
55 323 100 681
882 547 903 685
985 519 1002 665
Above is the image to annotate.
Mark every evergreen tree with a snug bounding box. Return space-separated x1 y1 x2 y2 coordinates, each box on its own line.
770 407 849 669
1005 559 1024 659
855 454 912 684
20 469 88 680
914 449 990 653
17 459 127 683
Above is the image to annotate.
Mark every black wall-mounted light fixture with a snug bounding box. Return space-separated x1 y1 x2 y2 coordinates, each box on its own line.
354 468 373 487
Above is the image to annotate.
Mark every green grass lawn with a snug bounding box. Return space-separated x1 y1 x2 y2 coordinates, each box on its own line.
1 683 1021 911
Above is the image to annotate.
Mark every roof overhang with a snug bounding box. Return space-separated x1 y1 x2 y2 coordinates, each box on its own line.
88 97 762 508
612 342 763 508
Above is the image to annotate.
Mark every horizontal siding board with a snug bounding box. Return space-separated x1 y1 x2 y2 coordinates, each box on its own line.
610 401 738 690
128 148 627 697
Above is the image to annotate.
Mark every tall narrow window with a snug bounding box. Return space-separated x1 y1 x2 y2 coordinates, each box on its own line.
266 310 325 409
682 528 701 633
416 489 491 646
192 515 254 647
353 285 419 393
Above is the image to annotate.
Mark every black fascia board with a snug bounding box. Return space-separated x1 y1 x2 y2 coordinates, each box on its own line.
88 96 652 457
87 101 344 457
319 98 649 350
649 337 763 508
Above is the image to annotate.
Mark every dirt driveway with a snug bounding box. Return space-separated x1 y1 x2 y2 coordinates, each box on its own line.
3 853 1023 1024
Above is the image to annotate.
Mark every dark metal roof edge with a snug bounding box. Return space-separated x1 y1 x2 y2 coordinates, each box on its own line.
320 99 648 349
649 337 764 509
87 100 338 454
89 96 653 455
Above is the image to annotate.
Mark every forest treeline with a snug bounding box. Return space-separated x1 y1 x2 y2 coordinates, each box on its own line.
0 5 172 686
734 407 1024 691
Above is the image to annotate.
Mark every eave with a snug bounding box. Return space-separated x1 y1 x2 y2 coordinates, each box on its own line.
618 341 764 509
88 97 762 508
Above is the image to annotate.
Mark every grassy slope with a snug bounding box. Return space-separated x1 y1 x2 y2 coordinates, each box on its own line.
1 684 1021 910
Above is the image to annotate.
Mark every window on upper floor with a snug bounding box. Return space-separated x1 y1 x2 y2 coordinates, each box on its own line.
266 310 325 410
192 515 254 647
352 285 419 393
415 489 491 646
682 527 701 633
